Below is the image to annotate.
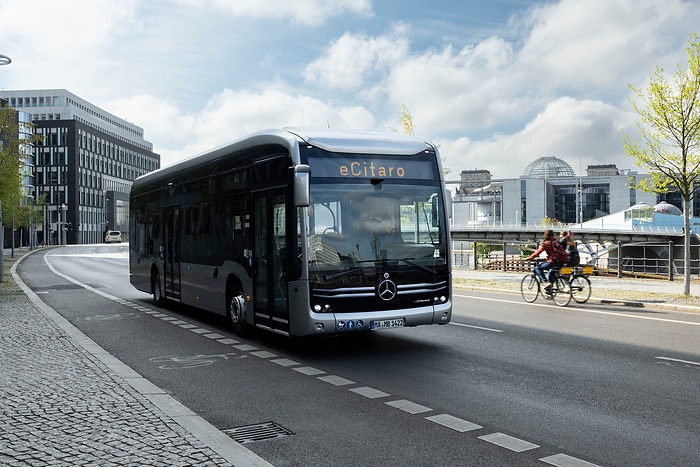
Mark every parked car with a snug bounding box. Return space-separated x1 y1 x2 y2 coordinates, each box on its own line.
104 230 122 243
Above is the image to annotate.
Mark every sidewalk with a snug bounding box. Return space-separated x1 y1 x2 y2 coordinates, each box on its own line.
453 266 700 311
0 250 272 467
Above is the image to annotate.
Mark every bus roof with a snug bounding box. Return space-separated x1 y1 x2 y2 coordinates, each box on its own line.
284 126 435 155
133 127 437 189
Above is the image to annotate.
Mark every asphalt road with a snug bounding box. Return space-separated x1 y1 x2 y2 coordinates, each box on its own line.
17 245 700 466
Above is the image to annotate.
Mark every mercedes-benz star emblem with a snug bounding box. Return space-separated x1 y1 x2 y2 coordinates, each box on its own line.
377 279 397 301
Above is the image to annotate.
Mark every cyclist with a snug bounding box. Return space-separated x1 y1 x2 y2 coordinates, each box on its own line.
527 229 568 291
559 230 580 266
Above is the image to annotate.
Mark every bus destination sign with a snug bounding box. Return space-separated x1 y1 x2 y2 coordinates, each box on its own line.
308 156 435 180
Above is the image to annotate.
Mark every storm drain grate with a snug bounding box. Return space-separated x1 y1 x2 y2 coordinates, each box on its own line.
223 421 295 444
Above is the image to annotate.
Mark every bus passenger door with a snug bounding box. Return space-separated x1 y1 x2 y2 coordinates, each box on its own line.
253 190 289 333
163 206 181 300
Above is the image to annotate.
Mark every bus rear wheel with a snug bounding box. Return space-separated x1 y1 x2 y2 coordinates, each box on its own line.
152 270 165 307
228 289 250 337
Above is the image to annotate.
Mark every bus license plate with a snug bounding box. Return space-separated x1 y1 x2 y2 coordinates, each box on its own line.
371 319 405 330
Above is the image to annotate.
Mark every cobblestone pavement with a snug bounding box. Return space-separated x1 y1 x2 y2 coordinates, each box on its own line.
1 257 271 466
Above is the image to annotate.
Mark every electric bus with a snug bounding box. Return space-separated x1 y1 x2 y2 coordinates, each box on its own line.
129 127 452 337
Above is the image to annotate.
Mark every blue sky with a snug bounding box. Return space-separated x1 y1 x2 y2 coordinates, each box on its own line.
1 0 699 179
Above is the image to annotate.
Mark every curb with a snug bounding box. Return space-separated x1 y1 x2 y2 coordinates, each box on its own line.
10 248 273 467
453 282 700 313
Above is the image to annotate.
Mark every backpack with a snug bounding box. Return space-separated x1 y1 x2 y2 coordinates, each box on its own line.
546 238 569 264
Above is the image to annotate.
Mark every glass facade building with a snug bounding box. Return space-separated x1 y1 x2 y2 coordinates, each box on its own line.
0 89 160 244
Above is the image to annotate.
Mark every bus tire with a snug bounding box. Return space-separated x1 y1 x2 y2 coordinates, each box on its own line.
152 269 165 307
227 285 250 337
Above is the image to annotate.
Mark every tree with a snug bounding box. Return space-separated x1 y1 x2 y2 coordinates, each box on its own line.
624 33 700 295
0 104 23 229
389 103 451 176
0 104 44 251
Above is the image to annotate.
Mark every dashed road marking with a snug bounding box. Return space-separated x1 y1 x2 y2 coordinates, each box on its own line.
271 358 299 367
204 333 225 339
478 432 539 452
232 344 258 351
218 338 240 345
426 414 482 432
293 366 326 376
386 399 432 414
350 386 390 399
318 375 354 386
540 453 601 466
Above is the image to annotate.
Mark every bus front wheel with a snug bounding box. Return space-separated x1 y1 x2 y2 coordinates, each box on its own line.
228 288 250 337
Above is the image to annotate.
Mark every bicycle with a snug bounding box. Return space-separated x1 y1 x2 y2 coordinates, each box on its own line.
559 265 593 304
520 262 572 306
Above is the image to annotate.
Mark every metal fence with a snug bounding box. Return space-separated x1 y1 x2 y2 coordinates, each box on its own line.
451 240 700 281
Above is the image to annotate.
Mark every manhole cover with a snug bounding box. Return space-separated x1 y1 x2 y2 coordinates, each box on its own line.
223 421 294 444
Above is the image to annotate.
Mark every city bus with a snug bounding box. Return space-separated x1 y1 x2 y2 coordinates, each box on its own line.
129 127 452 337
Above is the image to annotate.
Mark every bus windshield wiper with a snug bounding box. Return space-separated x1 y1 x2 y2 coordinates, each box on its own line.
396 258 438 275
322 266 365 282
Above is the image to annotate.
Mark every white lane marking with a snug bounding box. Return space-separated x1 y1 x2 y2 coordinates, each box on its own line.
350 386 390 399
271 358 299 367
50 252 128 258
217 338 240 345
655 356 700 367
251 351 277 359
232 344 257 351
455 293 700 326
426 414 482 432
204 333 225 339
318 375 355 386
541 453 601 466
385 399 432 414
478 432 539 452
450 322 503 333
293 366 326 376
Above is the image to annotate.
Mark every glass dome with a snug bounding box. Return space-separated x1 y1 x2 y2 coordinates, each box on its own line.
522 156 576 178
654 201 682 215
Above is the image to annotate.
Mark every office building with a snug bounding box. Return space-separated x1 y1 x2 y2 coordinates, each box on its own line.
452 156 663 227
0 89 160 245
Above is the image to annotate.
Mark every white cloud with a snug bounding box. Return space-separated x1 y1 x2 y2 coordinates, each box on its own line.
304 25 411 90
107 89 375 167
516 0 698 92
177 0 373 25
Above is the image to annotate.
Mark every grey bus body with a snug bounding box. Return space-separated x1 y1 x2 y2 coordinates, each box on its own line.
129 127 451 337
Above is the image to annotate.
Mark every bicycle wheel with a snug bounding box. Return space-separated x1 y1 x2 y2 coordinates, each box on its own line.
570 274 591 303
520 274 539 303
552 276 572 306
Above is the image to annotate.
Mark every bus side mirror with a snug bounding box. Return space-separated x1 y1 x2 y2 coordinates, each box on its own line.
444 188 452 219
294 164 311 207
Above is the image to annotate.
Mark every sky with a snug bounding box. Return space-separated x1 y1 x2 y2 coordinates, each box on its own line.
1 0 700 180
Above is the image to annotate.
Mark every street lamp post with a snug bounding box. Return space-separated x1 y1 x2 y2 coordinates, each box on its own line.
57 204 66 246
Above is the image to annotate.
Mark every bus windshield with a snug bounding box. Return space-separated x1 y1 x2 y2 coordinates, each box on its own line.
306 181 447 283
